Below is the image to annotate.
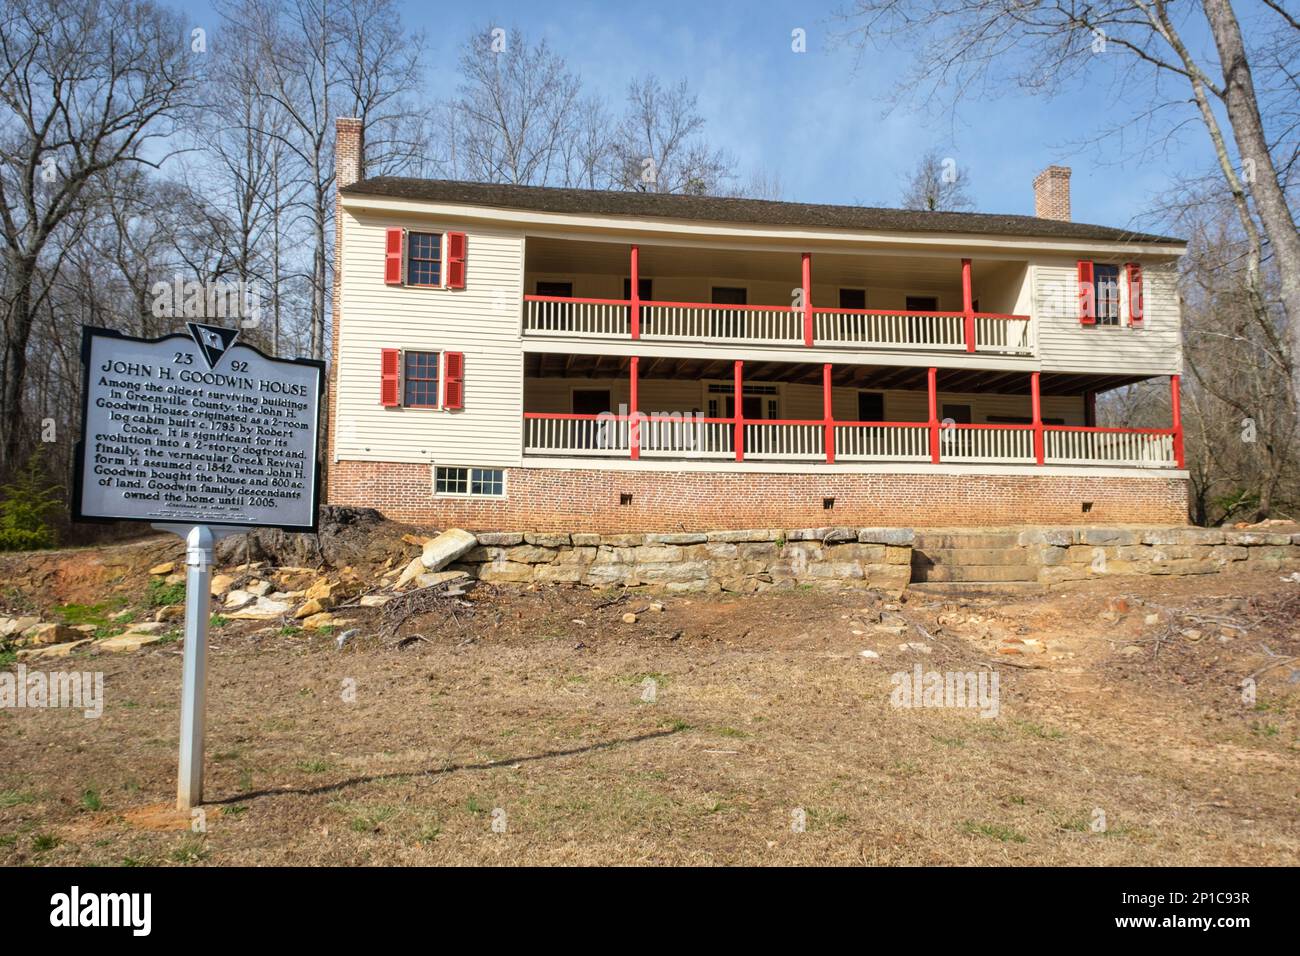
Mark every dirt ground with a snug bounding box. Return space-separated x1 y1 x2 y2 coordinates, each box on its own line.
2 542 1298 866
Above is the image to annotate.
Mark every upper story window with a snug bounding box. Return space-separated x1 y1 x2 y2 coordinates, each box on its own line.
1094 264 1121 325
407 232 442 286
403 350 440 407
839 288 866 310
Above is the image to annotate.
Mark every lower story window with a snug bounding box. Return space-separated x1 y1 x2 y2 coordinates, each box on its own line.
435 466 506 497
404 350 440 407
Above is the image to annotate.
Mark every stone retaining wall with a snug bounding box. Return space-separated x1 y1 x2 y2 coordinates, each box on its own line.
445 525 1300 593
450 527 916 594
1021 528 1300 585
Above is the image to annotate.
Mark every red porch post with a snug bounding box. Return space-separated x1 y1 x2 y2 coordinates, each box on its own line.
733 360 744 462
802 252 813 347
1171 374 1185 468
629 356 640 461
961 257 976 353
823 363 835 463
630 244 641 340
927 367 940 463
1030 371 1044 465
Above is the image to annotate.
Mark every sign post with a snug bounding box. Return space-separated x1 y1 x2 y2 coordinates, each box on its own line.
74 324 323 811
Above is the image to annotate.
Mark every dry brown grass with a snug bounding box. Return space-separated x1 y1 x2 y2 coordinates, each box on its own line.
2 574 1297 866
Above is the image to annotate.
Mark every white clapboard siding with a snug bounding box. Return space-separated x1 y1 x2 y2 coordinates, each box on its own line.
1034 257 1182 375
334 211 525 466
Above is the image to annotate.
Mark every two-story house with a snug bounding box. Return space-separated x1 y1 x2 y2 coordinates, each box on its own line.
327 118 1188 531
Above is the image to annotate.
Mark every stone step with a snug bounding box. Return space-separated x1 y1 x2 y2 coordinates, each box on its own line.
912 532 1023 550
912 547 1034 567
908 581 1045 595
916 563 1040 583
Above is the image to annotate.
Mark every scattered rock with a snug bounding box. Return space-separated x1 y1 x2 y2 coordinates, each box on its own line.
300 612 336 630
227 597 292 620
21 622 82 646
899 641 932 654
1143 613 1160 626
421 529 479 571
155 604 185 623
149 561 176 576
0 616 41 638
209 573 235 598
648 602 665 613
358 594 392 608
17 639 92 661
394 556 426 589
622 612 638 624
859 649 880 659
1121 645 1145 657
246 580 272 597
294 598 326 619
224 590 254 609
304 578 337 605
99 632 167 652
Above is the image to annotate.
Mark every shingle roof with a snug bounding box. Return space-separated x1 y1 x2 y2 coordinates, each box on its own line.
341 177 1184 246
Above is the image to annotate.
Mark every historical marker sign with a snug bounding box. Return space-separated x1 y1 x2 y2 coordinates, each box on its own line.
74 324 324 532
74 323 326 812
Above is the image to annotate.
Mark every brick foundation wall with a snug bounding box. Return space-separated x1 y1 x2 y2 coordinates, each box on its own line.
328 460 1190 531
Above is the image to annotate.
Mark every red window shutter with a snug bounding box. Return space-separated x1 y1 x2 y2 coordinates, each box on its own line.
1126 262 1144 327
384 228 404 285
447 232 467 289
1077 260 1096 325
380 348 401 406
444 351 464 409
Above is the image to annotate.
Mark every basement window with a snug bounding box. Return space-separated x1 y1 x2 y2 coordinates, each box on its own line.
434 466 506 498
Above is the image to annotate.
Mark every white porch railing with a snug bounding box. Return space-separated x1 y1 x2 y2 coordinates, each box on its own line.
744 422 824 460
1045 428 1177 467
523 296 629 337
938 425 1037 463
813 311 966 350
835 424 931 461
639 416 734 458
974 316 1033 354
640 303 802 344
524 415 629 456
522 416 1181 468
523 296 1034 354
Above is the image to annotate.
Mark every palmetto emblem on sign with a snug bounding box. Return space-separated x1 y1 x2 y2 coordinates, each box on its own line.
186 322 240 369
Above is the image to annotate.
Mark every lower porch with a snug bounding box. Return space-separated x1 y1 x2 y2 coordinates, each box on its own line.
521 355 1183 469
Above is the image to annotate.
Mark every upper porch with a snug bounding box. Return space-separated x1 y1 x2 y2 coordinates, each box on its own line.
522 237 1034 357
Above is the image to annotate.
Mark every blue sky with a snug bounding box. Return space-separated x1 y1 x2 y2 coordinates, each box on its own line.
180 0 1235 234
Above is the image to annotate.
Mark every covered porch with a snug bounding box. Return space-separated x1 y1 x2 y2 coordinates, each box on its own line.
522 237 1033 355
522 355 1183 469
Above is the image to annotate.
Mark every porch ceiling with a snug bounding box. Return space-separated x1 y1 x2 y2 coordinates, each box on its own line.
523 353 1151 396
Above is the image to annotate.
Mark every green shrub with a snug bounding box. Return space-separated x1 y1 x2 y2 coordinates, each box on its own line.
0 450 62 552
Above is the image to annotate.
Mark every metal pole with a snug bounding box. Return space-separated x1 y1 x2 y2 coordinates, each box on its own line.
177 524 216 811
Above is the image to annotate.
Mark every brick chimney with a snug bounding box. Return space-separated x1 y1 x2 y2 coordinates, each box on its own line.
335 117 364 191
1033 165 1071 221
327 117 364 486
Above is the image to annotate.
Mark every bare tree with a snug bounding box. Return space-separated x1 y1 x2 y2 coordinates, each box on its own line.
612 75 735 195
899 149 974 211
451 26 583 186
836 0 1300 410
0 0 197 474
